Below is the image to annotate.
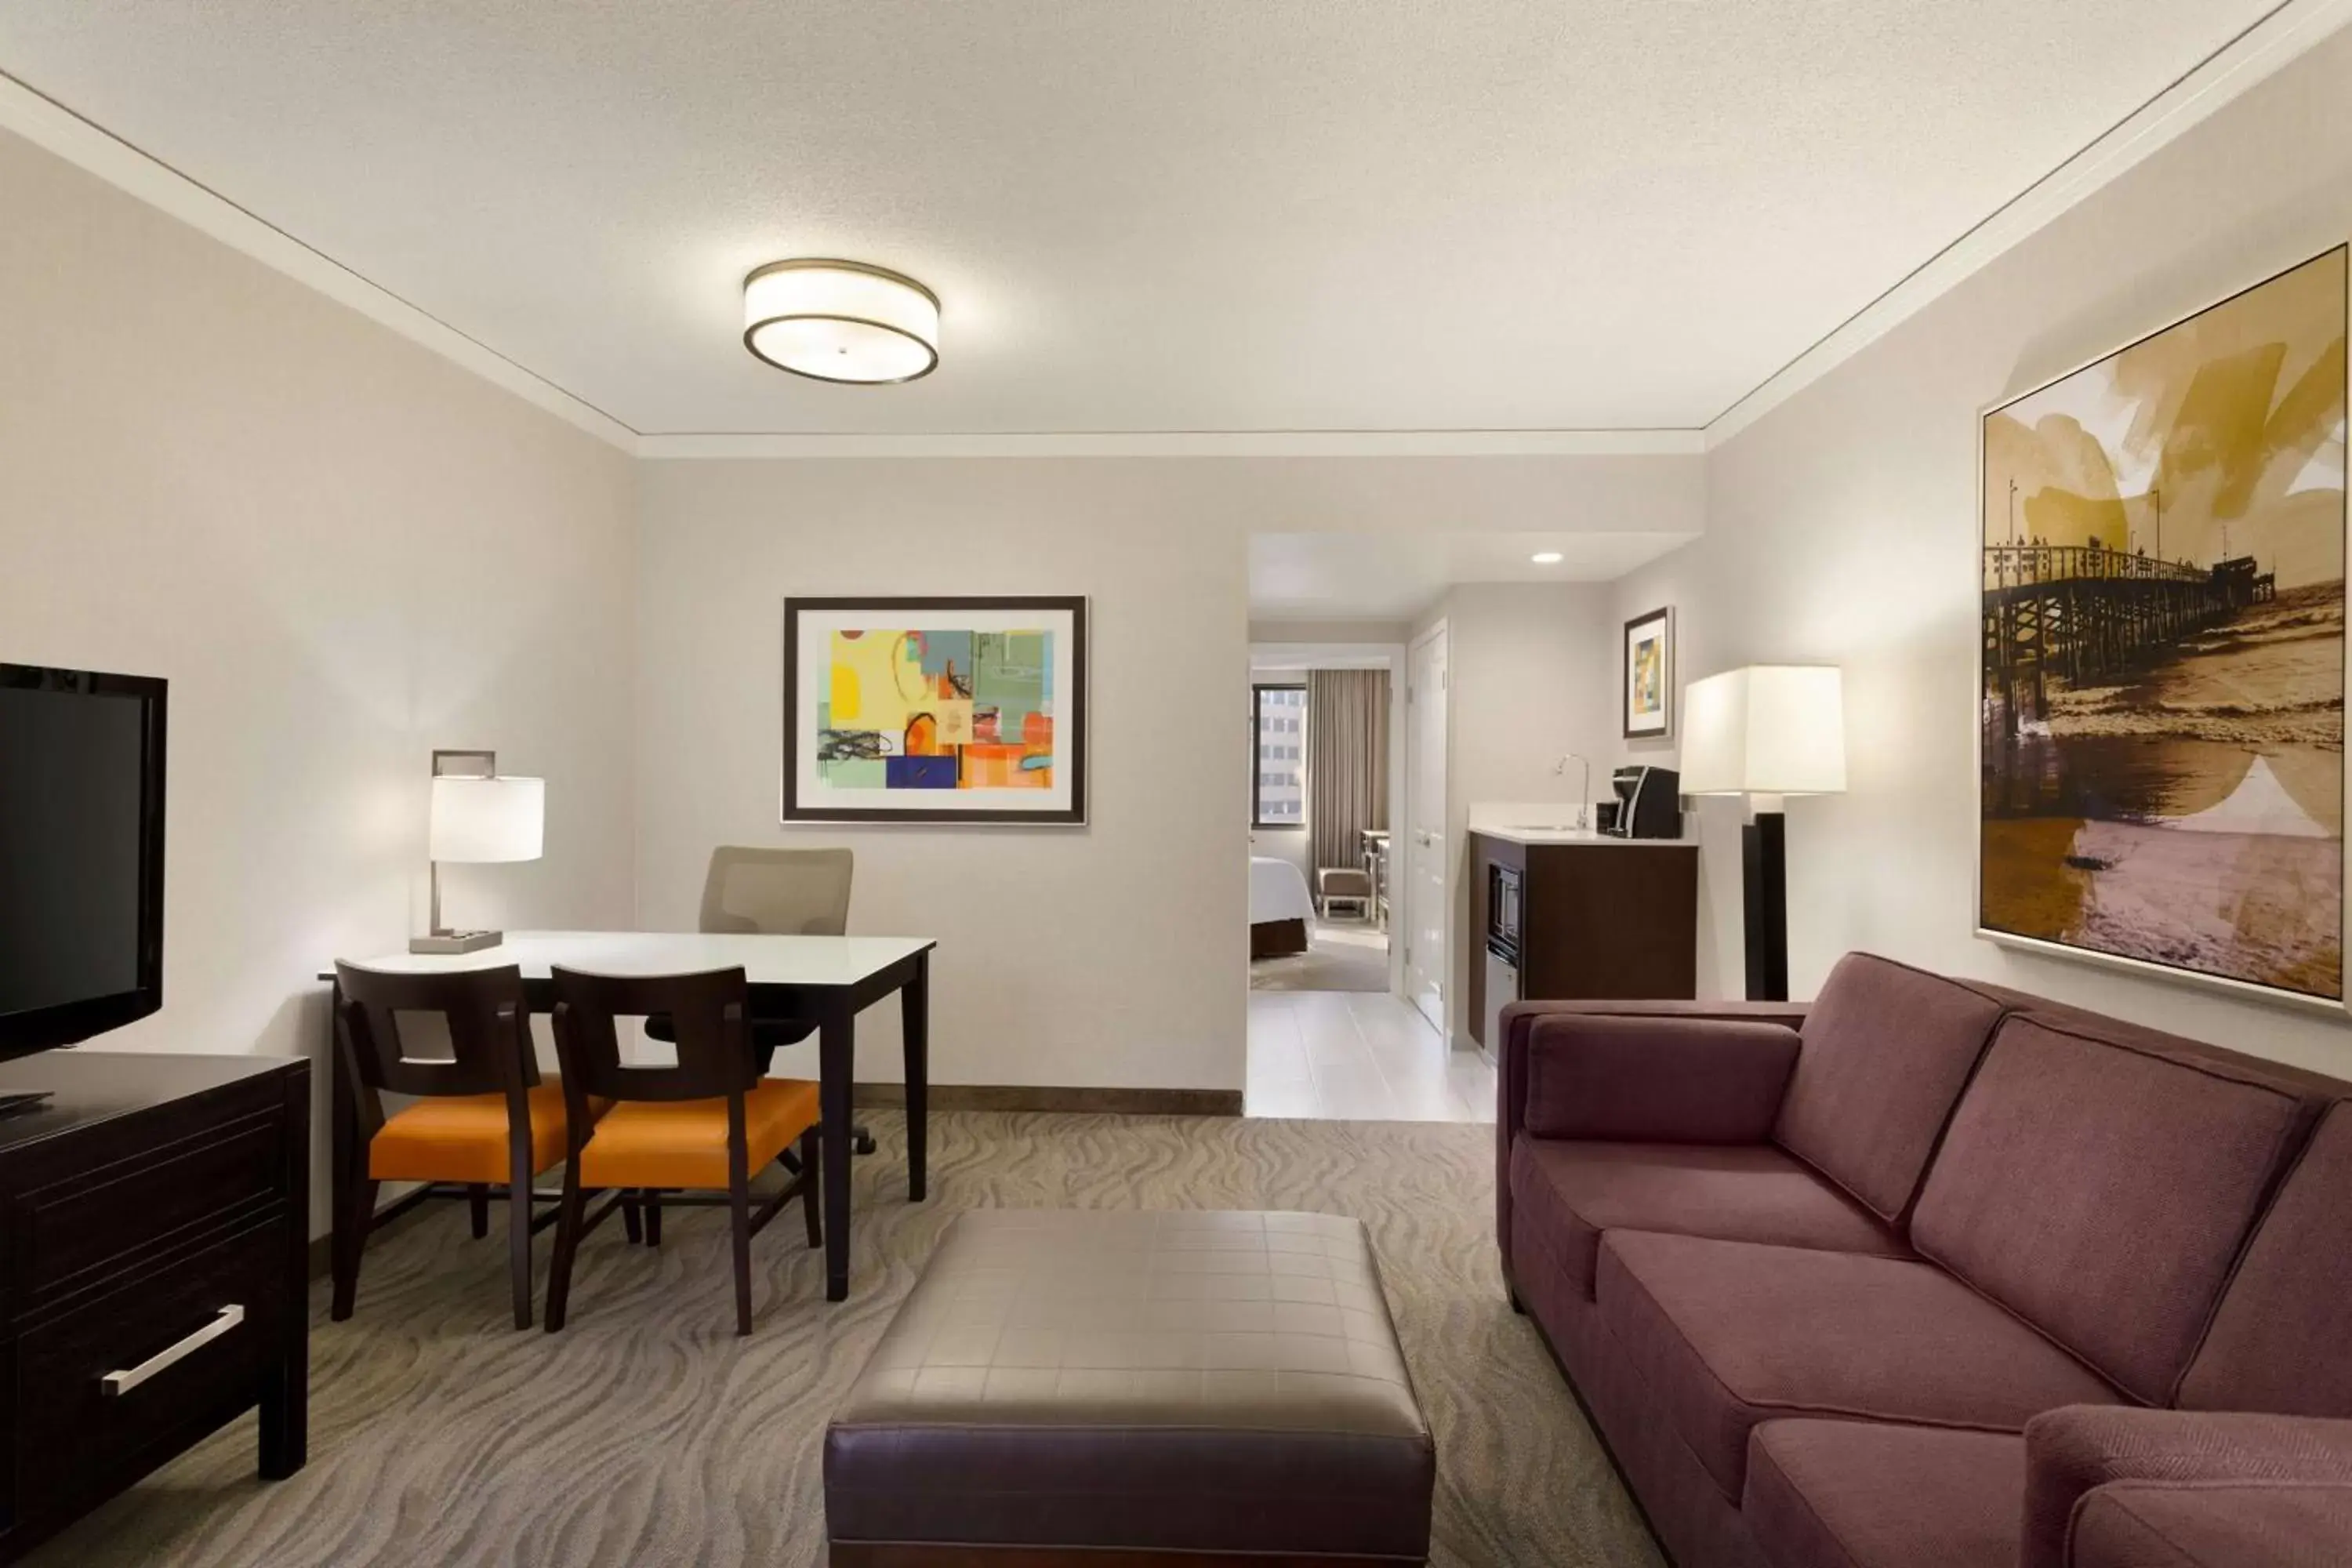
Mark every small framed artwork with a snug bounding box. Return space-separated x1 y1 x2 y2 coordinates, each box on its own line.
783 596 1088 826
1623 606 1674 739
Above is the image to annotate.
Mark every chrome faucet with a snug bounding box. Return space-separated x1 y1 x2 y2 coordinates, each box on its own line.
1552 752 1592 831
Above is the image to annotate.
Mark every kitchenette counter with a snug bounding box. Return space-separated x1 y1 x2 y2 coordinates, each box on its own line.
1468 818 1699 1057
1469 826 1697 848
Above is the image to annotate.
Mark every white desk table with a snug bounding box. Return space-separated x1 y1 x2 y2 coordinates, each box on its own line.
324 931 935 1301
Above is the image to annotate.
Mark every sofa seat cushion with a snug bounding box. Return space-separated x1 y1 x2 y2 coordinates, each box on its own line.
1745 1419 2023 1568
1512 1136 1905 1300
1597 1232 2120 1501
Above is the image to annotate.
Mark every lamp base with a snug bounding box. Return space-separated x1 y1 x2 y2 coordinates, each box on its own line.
1740 811 1790 1003
408 929 503 955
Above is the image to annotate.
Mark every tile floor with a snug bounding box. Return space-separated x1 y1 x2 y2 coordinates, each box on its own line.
1247 987 1497 1122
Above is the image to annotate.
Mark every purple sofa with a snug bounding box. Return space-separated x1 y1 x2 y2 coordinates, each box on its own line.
1497 952 2352 1568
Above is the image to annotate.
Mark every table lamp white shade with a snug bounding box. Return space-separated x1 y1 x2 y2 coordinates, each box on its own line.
428 775 544 862
1679 666 1847 797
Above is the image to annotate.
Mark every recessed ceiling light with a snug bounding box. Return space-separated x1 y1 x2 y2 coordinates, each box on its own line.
1530 551 1564 564
742 260 940 384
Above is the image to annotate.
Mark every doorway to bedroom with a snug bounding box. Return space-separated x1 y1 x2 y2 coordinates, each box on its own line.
1245 637 1473 1120
1247 654 1395 996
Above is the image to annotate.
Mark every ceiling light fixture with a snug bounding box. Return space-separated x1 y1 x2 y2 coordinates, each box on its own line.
1530 551 1564 564
742 260 940 384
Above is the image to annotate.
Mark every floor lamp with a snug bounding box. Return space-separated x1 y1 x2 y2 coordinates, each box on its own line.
1679 666 1846 1002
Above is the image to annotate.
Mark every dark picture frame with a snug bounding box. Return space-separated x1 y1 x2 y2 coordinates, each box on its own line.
1622 606 1674 739
782 595 1088 826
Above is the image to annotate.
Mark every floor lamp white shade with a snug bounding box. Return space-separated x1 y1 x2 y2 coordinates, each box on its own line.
1676 664 1845 1003
1679 665 1848 801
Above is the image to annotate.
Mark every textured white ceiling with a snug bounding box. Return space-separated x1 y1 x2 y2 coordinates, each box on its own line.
0 1 2280 437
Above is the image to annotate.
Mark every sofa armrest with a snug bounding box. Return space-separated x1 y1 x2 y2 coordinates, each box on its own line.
2025 1406 2352 1568
1494 999 1806 1290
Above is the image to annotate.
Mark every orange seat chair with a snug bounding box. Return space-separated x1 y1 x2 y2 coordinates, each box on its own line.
546 965 822 1336
332 962 619 1330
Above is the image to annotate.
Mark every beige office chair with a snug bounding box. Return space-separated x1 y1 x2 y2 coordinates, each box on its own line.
647 847 876 1157
700 846 854 938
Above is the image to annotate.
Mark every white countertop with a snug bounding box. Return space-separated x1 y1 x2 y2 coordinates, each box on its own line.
1470 826 1696 847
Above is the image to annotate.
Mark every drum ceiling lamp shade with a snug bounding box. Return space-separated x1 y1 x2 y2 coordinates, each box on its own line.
742 260 940 384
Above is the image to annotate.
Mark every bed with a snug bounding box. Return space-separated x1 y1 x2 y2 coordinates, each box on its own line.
1249 855 1316 959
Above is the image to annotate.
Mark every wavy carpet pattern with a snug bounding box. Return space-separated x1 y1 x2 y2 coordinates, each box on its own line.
34 1112 1662 1568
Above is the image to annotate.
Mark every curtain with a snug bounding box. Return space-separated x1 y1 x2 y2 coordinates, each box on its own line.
1307 669 1389 877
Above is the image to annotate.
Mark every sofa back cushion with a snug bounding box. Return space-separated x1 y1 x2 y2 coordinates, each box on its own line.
1910 1016 2310 1406
2178 1101 2352 1415
1773 953 2009 1221
1522 1015 1800 1143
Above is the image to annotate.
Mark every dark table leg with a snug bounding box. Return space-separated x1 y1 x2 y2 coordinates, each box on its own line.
904 950 929 1203
820 997 855 1301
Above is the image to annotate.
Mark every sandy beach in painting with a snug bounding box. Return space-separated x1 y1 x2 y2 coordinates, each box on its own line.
1981 584 2344 995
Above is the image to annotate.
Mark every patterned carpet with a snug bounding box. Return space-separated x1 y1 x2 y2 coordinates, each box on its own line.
34 1112 1661 1568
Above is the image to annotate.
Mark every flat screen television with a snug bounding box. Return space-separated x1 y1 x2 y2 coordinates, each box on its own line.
0 663 168 1065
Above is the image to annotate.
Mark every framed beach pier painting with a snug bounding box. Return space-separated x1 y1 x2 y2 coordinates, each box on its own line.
784 597 1088 825
1977 245 2347 1008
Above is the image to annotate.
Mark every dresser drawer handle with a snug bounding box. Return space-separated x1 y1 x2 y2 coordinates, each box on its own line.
99 1305 245 1397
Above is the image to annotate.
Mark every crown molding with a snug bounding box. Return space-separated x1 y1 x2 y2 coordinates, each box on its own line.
1703 0 2352 448
632 428 1706 459
0 70 641 452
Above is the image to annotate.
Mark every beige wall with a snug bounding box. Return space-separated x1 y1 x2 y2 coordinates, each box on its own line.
1414 583 1620 1047
0 129 641 1223
1610 25 2352 1074
633 456 1699 1091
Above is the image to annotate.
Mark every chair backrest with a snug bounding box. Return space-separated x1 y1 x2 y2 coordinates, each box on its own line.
699 847 852 937
333 962 538 1104
548 966 757 1114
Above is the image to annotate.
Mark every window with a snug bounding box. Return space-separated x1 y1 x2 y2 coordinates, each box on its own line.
1252 684 1308 828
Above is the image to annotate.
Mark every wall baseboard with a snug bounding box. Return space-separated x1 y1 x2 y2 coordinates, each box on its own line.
855 1083 1245 1117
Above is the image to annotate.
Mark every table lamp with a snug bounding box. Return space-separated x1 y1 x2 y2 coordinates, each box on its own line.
1679 666 1846 1001
412 749 544 955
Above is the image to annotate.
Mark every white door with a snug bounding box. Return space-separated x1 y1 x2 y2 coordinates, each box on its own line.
1405 626 1448 1035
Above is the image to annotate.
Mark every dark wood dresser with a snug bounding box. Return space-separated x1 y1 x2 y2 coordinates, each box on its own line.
1468 831 1700 1054
0 1051 308 1562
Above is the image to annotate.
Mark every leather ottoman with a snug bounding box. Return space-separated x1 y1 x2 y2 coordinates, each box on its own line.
825 1208 1435 1565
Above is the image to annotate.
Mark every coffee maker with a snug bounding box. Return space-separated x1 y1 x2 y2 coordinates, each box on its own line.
1603 765 1682 839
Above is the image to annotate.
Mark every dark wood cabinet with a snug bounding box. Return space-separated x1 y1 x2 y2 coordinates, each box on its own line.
1468 832 1699 1052
0 1051 308 1562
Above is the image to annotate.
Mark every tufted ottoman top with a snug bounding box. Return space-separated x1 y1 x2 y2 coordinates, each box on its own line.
825 1207 1435 1562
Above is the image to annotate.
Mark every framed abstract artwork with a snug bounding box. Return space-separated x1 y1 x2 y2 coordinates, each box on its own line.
1977 245 2347 1009
783 597 1088 826
1623 606 1674 739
